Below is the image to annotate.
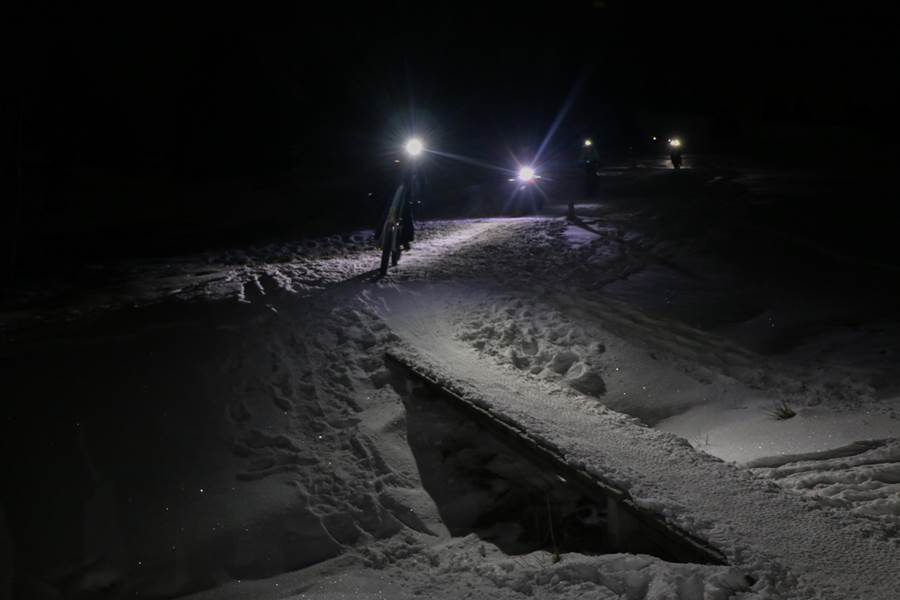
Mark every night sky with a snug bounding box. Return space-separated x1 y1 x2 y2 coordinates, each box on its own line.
6 1 899 269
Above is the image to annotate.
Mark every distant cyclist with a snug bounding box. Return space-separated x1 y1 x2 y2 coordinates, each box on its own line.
398 155 420 251
374 138 424 275
580 138 600 197
669 138 684 169
375 155 418 251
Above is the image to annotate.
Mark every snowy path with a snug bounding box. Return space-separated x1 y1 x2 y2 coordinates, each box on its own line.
0 219 512 336
7 212 900 599
371 284 900 600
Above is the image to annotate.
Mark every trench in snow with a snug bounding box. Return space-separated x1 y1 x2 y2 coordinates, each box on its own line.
386 357 726 566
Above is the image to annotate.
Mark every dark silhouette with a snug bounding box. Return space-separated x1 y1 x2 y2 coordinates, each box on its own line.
669 139 684 169
580 141 600 197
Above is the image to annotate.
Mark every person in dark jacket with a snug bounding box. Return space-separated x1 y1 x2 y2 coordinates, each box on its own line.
375 156 419 251
669 138 684 169
580 138 600 197
392 165 417 250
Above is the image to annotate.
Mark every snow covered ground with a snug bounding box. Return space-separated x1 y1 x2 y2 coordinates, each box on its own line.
4 173 900 598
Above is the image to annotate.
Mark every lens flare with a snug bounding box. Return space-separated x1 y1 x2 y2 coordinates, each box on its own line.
405 138 424 157
518 166 536 182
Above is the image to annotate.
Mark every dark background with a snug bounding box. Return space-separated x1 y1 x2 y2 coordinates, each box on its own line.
4 1 899 281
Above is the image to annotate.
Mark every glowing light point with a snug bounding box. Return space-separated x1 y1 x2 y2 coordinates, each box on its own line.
584 138 593 147
518 166 536 182
669 138 682 148
405 138 424 157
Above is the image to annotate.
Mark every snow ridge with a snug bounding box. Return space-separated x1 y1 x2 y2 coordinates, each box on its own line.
380 296 900 600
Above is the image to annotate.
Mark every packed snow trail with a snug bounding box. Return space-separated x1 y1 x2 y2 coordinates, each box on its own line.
7 213 900 599
368 283 900 600
0 219 512 336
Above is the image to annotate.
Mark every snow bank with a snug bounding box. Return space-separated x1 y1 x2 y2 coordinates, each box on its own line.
7 202 900 599
751 439 900 529
373 282 900 600
184 536 750 600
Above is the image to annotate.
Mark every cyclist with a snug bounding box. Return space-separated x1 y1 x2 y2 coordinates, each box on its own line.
580 138 600 197
375 158 418 251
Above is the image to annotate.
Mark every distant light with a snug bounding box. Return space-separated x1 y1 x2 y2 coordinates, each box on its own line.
394 159 401 164
405 138 424 157
670 138 682 148
652 136 657 141
584 139 593 147
518 166 535 182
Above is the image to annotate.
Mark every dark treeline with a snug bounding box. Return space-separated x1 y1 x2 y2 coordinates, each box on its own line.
4 2 898 281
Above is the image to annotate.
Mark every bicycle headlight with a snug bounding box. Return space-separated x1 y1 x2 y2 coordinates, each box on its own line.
405 138 424 157
518 166 536 182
